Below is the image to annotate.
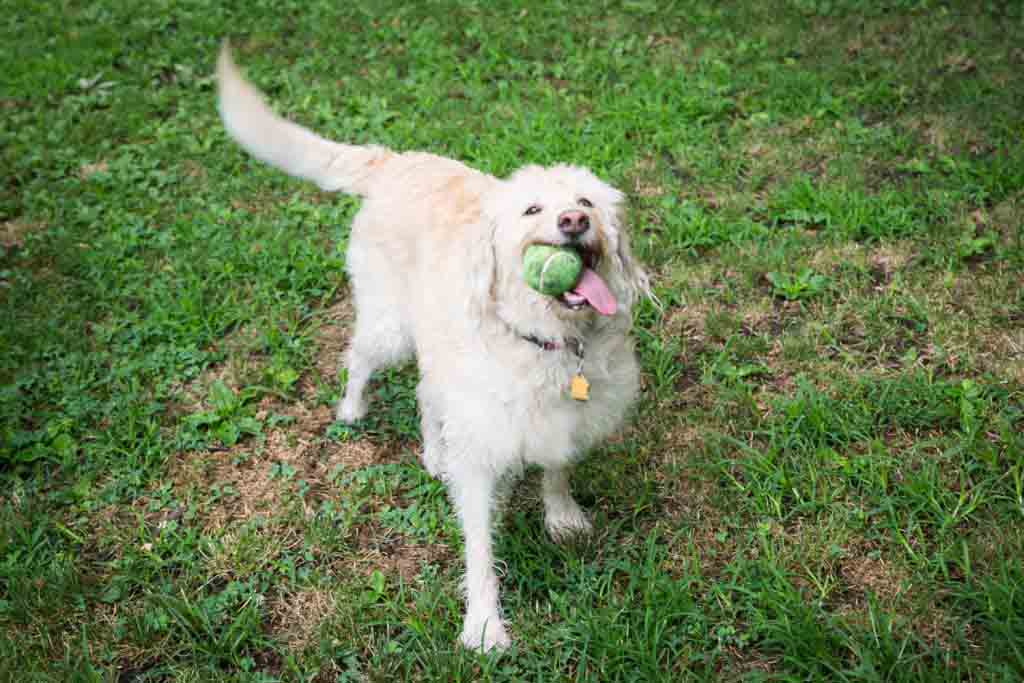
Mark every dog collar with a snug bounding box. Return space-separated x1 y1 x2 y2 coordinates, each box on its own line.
522 334 583 357
520 334 590 401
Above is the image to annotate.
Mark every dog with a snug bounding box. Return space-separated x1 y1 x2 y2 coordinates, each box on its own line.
217 45 649 651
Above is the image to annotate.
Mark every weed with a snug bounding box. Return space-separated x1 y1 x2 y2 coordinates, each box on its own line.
766 268 829 301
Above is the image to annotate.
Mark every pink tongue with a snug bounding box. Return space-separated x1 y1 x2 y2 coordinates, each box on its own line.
572 268 617 316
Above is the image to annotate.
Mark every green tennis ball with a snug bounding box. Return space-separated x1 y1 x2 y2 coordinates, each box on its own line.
522 245 583 296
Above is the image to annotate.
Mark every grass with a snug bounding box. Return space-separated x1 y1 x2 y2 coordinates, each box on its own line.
2 0 1023 680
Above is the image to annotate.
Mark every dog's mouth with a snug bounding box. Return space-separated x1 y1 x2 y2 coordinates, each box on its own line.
535 241 617 316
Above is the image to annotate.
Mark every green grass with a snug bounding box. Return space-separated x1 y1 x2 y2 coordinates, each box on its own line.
2 0 1023 680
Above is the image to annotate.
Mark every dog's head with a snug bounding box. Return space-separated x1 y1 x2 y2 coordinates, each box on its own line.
469 164 649 335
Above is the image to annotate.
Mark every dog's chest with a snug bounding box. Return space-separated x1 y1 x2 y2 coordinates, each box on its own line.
505 347 632 465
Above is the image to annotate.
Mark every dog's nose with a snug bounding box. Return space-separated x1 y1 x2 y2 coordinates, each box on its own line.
557 210 590 236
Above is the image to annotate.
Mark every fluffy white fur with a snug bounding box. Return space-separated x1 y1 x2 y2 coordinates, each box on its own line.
217 46 649 652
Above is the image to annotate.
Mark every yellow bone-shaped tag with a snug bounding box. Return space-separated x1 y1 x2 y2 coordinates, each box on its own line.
570 374 590 401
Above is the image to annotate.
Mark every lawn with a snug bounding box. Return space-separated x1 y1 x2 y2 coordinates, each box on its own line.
2 0 1023 680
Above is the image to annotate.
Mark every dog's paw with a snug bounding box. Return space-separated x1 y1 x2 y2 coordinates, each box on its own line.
545 505 593 542
459 616 510 653
335 397 366 424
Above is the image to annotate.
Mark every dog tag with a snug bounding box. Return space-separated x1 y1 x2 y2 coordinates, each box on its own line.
570 374 590 401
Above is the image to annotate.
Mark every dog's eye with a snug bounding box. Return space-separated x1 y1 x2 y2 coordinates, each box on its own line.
523 205 542 216
578 198 594 208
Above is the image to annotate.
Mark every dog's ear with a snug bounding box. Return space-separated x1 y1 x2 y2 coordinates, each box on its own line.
610 208 652 310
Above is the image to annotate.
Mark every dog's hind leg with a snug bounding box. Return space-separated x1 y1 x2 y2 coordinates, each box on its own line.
336 322 411 423
336 349 374 424
336 281 412 423
335 230 414 423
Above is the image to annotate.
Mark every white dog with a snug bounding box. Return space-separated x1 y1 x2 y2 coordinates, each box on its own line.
217 46 649 651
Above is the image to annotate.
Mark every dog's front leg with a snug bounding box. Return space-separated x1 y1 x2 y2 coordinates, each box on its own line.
542 465 593 541
449 466 509 652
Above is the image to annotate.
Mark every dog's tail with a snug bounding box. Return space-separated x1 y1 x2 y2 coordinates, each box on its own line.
216 43 391 196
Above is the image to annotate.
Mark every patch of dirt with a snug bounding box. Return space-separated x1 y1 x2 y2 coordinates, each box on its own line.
725 647 780 678
656 422 739 576
77 160 109 180
900 113 988 158
666 301 712 341
933 270 1024 378
168 402 389 533
809 241 915 293
759 339 794 397
671 363 706 403
809 242 867 273
839 554 906 605
163 291 449 583
1 218 44 250
307 299 354 393
660 423 706 471
830 539 963 651
181 159 206 181
868 243 913 285
628 155 665 199
991 194 1024 246
94 613 157 677
984 330 1024 383
348 523 450 585
265 588 339 651
741 299 793 337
